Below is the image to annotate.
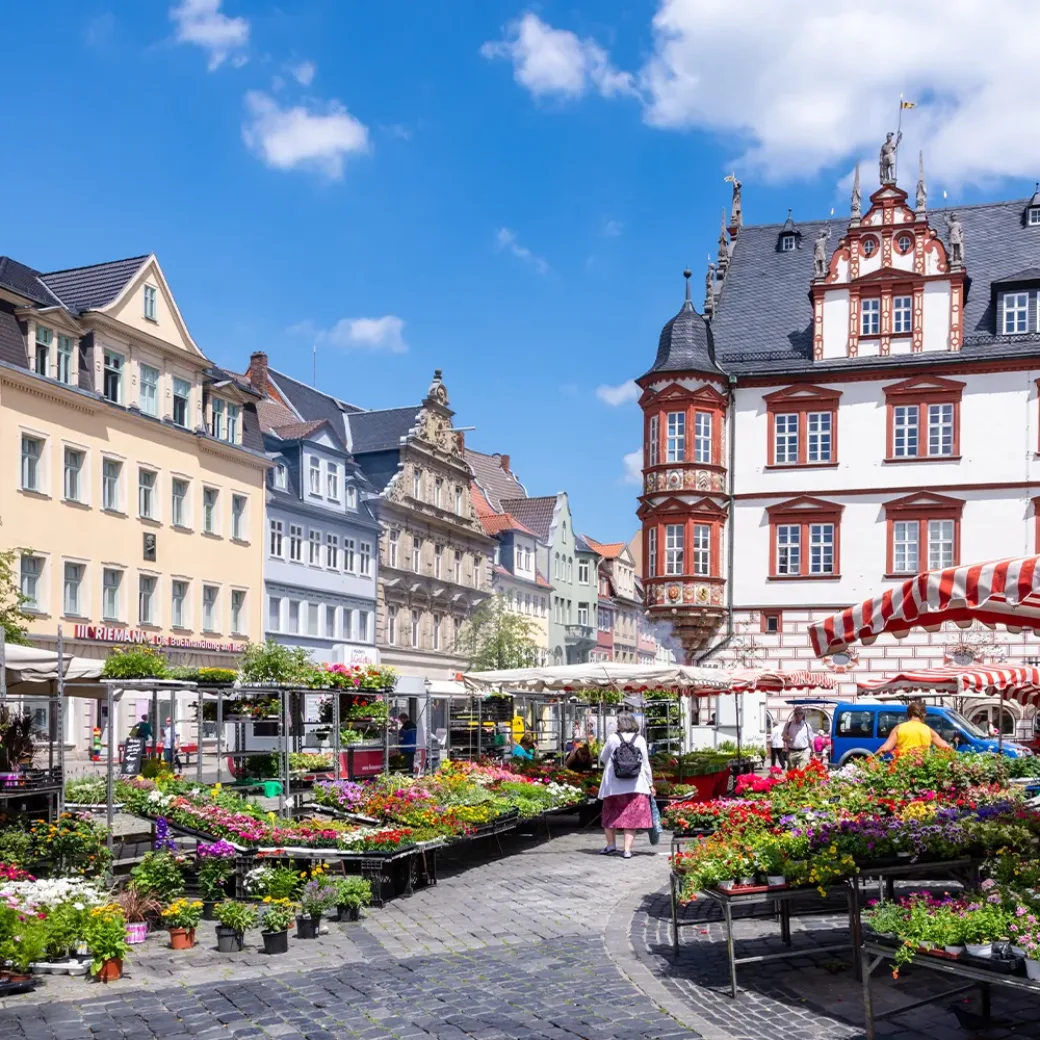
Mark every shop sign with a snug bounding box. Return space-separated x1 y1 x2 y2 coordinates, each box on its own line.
72 624 245 654
335 643 380 667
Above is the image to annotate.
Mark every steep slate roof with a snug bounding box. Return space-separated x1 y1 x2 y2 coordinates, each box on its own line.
0 309 27 369
643 277 723 378
0 257 63 306
465 448 525 511
500 496 556 541
268 369 355 440
39 256 148 315
346 407 421 453
574 533 597 554
710 197 1040 376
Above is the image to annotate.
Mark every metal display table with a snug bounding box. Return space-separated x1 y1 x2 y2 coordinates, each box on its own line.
861 940 1040 1040
670 875 859 998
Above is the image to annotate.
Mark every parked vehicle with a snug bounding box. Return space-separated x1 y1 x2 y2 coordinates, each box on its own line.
830 701 1032 765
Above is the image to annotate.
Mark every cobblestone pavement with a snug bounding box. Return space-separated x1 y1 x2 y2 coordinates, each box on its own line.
7 822 1040 1040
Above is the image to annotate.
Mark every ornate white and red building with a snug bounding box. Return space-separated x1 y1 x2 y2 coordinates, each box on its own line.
636 156 1040 738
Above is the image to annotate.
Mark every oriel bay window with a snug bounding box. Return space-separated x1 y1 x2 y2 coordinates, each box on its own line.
664 524 684 575
666 412 685 462
692 524 711 576
884 376 964 461
764 385 841 467
884 493 962 576
767 497 843 578
694 413 712 464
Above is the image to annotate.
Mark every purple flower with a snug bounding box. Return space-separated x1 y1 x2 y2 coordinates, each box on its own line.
197 839 237 859
154 817 176 852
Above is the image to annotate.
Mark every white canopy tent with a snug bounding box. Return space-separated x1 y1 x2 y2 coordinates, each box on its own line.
2 643 103 696
462 662 731 693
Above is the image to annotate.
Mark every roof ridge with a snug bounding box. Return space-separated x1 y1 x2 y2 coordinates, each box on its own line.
270 366 372 413
41 254 150 277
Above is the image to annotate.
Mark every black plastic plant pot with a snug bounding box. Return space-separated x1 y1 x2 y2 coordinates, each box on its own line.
215 926 244 953
262 929 289 955
335 905 361 922
296 914 321 939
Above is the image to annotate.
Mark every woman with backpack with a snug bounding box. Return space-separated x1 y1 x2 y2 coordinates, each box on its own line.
598 712 655 859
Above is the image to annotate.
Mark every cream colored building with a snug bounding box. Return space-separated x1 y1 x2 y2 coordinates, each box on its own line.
0 252 267 748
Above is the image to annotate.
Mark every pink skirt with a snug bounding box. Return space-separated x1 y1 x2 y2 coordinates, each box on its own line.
602 793 652 830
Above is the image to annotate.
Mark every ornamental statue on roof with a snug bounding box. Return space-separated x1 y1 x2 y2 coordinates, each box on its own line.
813 227 830 279
850 163 861 220
879 130 902 184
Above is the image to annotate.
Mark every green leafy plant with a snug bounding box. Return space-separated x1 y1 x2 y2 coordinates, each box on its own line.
44 900 93 960
239 641 318 686
101 645 170 680
162 898 203 928
1 915 47 973
330 876 371 909
0 828 32 868
129 851 185 902
214 900 257 934
197 857 236 901
29 814 111 876
169 666 238 685
339 728 365 745
299 879 338 917
259 898 297 933
64 776 108 805
84 907 129 974
288 752 333 772
244 864 301 900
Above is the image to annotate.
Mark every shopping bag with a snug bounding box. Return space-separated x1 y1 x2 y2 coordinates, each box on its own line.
648 794 662 845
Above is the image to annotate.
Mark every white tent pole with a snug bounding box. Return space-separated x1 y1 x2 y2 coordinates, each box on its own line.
0 628 6 706
57 625 65 815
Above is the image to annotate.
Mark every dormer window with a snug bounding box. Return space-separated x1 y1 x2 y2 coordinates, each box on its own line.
273 462 288 490
1030 208 1040 226
780 235 796 252
1003 292 1029 334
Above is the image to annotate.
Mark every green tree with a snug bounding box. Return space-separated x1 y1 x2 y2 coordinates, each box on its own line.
0 530 32 646
455 595 538 670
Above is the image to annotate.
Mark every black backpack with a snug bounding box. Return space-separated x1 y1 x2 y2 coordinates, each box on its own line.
612 733 643 779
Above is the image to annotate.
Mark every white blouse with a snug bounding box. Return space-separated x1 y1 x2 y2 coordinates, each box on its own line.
597 732 654 800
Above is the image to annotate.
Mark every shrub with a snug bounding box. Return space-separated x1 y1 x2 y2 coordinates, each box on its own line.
1 915 47 973
129 851 185 902
101 645 169 680
330 876 371 909
239 641 317 686
214 900 257 934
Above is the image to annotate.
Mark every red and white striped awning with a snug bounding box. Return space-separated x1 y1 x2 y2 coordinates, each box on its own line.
857 666 1040 700
809 556 1040 658
726 668 839 693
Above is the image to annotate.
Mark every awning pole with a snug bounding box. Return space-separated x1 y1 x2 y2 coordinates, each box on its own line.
216 689 223 784
56 625 65 815
332 689 341 781
105 683 115 857
998 687 1006 754
196 687 204 785
0 627 7 707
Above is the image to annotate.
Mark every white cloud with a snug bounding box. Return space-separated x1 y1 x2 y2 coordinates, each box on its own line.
169 0 248 71
481 12 637 101
242 91 370 179
596 380 640 406
495 228 549 274
621 450 643 485
640 0 1040 185
293 316 408 354
290 60 316 86
601 218 623 238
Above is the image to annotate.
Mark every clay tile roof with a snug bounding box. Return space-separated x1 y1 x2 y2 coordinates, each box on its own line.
465 448 525 512
271 419 328 440
470 483 496 518
480 512 536 537
584 536 625 558
256 397 304 432
500 496 556 541
536 571 552 589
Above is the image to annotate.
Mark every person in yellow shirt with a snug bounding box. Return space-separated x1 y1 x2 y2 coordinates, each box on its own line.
876 699 952 755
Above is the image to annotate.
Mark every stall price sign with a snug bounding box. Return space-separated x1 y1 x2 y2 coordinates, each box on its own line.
121 736 145 777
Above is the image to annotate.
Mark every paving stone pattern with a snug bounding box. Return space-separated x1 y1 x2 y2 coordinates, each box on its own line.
7 822 1040 1040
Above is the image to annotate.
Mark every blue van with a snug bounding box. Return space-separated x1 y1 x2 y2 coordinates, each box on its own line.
831 702 1033 765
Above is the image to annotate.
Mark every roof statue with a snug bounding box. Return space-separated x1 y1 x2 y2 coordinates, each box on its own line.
879 130 902 184
945 212 964 265
725 172 742 229
703 263 716 316
717 211 730 270
850 162 861 220
425 368 449 407
813 227 830 279
916 151 927 211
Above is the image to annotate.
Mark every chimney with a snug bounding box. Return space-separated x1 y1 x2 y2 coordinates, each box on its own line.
499 454 510 474
248 351 269 396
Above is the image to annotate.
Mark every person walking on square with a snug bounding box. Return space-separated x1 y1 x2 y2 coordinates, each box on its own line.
783 708 814 771
598 713 654 860
770 720 786 769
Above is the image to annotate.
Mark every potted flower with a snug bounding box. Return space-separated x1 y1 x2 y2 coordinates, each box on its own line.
117 888 160 945
0 916 47 980
162 898 203 949
213 901 257 953
196 840 237 916
297 879 337 938
330 877 372 921
259 898 296 955
85 906 129 982
129 850 186 904
961 900 1010 958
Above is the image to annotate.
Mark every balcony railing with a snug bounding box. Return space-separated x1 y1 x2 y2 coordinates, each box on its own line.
564 624 596 644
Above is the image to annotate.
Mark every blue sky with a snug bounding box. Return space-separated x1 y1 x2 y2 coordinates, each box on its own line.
3 1 1038 542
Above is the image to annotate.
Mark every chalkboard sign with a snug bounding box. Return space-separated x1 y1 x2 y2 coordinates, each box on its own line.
121 736 145 777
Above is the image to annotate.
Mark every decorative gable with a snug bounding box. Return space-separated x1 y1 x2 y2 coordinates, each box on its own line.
765 495 844 519
763 384 842 407
883 375 965 402
884 491 964 517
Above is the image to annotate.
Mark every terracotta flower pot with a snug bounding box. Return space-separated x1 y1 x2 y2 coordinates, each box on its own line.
168 927 194 950
97 958 122 982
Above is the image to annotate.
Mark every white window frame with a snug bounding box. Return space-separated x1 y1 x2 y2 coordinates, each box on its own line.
231 494 247 541
386 605 398 646
360 541 372 576
139 363 160 417
172 580 189 629
411 608 420 648
775 524 801 576
781 234 796 252
21 435 42 492
1004 292 1029 335
202 584 219 632
202 487 219 534
308 530 322 566
346 485 357 509
102 567 123 622
434 478 443 509
138 468 157 520
359 610 370 642
288 524 303 562
225 403 239 444
287 599 300 635
648 415 659 467
893 295 912 335
807 411 832 464
647 528 657 577
664 524 684 576
20 555 43 612
63 561 84 618
102 457 122 512
774 413 798 464
171 478 189 528
209 397 225 440
454 550 462 583
1030 208 1040 227
694 412 712 464
143 284 157 321
267 595 282 634
326 461 340 501
928 518 955 570
927 403 955 457
692 524 711 576
861 298 881 336
412 468 422 500
893 405 919 458
139 574 157 626
389 530 400 568
343 537 356 573
412 537 423 573
325 605 338 639
56 335 74 385
269 518 284 558
63 446 84 503
309 457 321 496
34 326 51 377
273 463 288 491
325 533 339 570
808 523 835 575
665 412 685 463
231 589 246 635
307 602 319 637
893 519 920 574
102 350 123 404
172 377 191 428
